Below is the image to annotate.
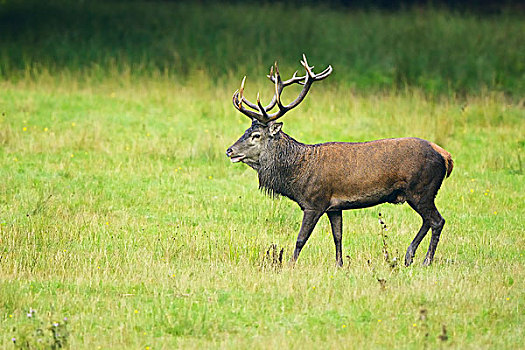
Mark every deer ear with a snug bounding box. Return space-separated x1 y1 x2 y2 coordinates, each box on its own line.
269 122 282 136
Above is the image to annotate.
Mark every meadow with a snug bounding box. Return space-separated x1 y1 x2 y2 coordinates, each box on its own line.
0 1 524 349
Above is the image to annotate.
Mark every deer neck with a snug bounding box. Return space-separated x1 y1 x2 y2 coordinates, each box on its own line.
257 132 310 199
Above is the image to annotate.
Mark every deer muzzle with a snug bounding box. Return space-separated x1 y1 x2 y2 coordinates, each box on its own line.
226 147 245 163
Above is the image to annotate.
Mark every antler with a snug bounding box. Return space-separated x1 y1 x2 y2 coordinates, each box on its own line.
232 54 333 124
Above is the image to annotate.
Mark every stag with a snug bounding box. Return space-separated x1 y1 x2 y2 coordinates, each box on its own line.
226 55 453 267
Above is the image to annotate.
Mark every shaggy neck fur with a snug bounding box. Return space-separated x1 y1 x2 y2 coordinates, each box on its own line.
257 132 312 200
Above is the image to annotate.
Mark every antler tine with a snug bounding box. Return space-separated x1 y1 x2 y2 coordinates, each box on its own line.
256 92 269 117
242 96 259 110
238 76 246 108
262 61 283 111
274 69 284 111
232 77 268 123
301 54 315 78
236 76 266 112
300 55 332 81
232 90 258 120
238 72 279 113
266 65 274 81
281 70 307 86
315 65 333 80
268 68 306 86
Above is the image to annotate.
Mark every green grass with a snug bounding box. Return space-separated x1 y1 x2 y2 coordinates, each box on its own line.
1 76 523 349
1 1 524 349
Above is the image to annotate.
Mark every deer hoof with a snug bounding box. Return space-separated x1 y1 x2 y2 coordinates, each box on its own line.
422 258 432 267
404 253 414 267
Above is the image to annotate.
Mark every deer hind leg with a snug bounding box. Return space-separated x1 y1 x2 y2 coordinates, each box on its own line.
291 210 324 264
405 214 431 267
422 207 445 266
405 198 444 267
327 210 343 267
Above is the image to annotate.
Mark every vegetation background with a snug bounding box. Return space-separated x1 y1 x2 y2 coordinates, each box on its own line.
0 0 523 348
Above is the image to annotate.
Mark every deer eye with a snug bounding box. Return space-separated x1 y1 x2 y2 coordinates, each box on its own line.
251 133 261 139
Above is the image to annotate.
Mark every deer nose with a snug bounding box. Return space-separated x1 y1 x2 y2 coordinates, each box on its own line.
226 147 234 157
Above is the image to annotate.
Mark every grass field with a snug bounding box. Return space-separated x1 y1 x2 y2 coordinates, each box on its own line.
1 2 524 349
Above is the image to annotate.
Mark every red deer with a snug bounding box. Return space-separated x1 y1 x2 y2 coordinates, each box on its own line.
226 55 453 267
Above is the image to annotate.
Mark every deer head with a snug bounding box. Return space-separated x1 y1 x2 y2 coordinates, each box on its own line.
226 55 332 169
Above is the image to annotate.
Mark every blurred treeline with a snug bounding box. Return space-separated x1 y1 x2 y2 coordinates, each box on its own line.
0 1 523 95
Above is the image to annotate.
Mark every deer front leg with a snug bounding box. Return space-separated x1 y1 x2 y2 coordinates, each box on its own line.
291 210 324 264
327 210 343 267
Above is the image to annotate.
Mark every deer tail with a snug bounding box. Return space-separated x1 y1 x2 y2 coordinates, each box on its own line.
430 143 454 178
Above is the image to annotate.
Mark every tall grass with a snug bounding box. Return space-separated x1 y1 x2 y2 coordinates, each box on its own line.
0 1 523 95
